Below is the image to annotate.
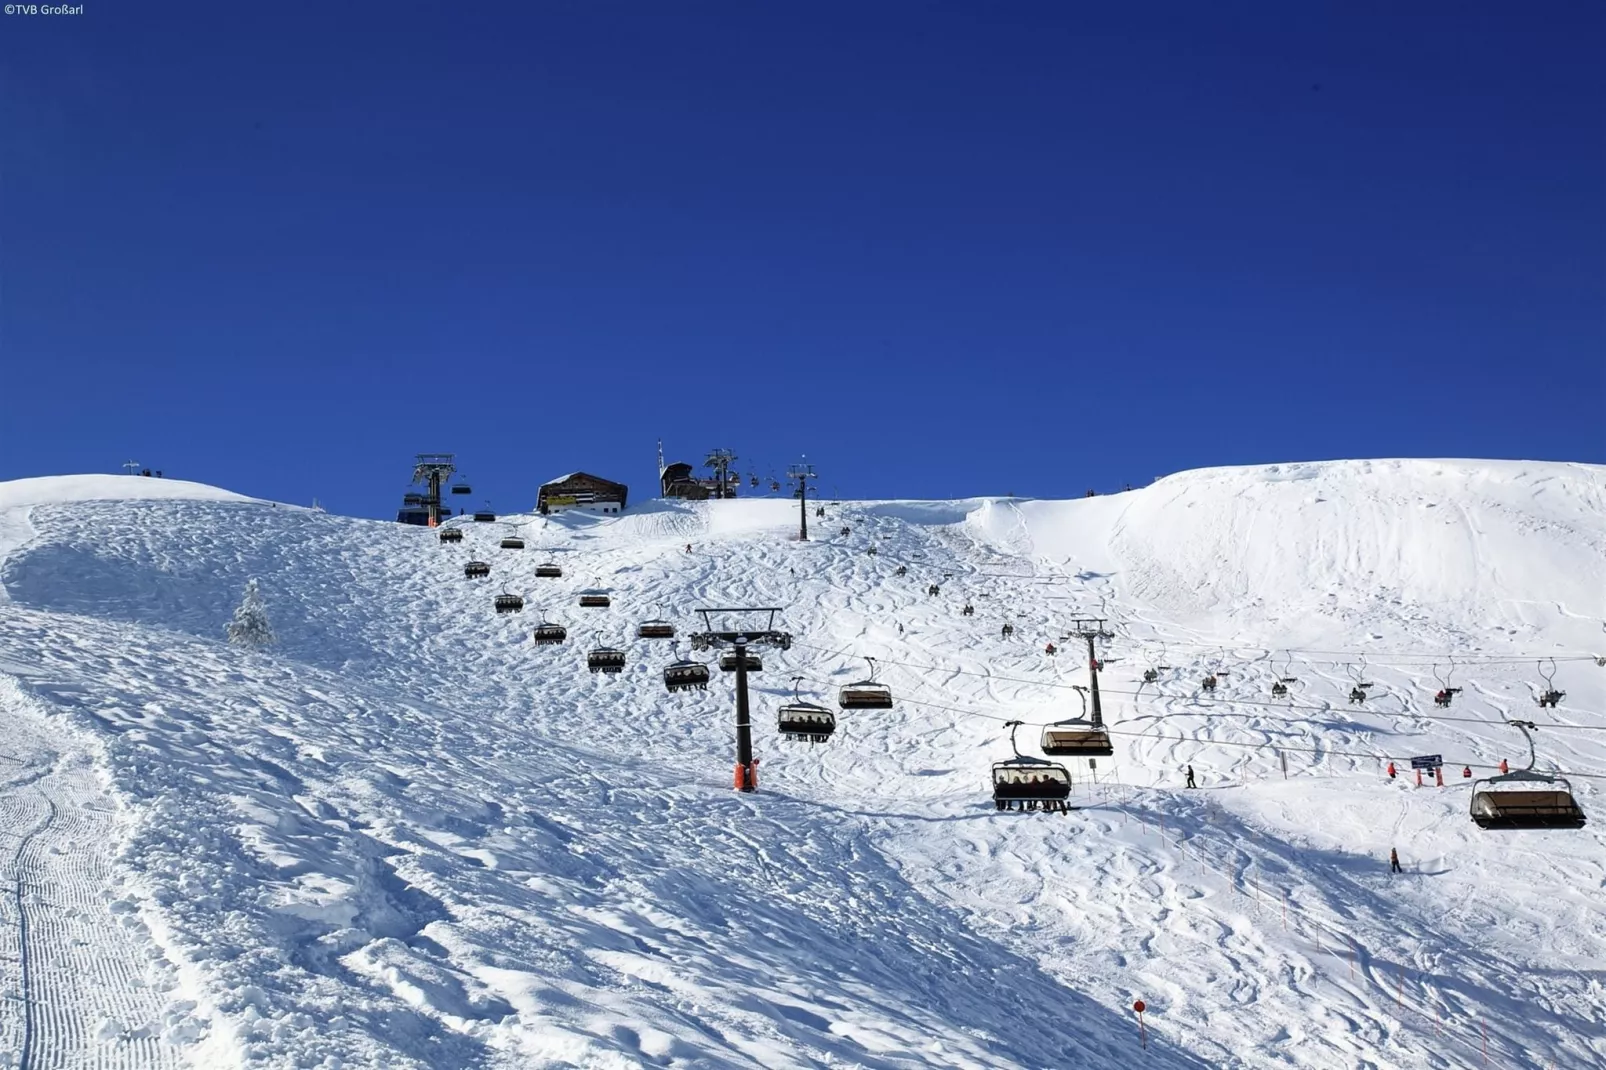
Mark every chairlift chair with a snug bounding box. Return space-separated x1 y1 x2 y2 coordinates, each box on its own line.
464 561 491 580
1432 660 1462 707
993 721 1074 814
637 617 676 639
588 646 627 674
439 528 463 544
894 565 906 576
473 508 497 522
1202 674 1218 692
927 583 941 596
494 593 525 614
962 602 974 617
451 482 472 495
532 619 568 645
838 657 893 709
500 537 525 550
663 649 710 692
1536 658 1565 709
720 650 763 673
1040 685 1113 756
1347 661 1372 705
1470 721 1586 829
579 584 611 608
535 562 563 578
779 677 836 743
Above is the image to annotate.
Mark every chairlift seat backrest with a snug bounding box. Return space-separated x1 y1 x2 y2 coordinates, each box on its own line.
464 561 491 578
663 661 710 691
588 647 626 673
838 682 893 709
720 652 763 673
991 759 1072 800
439 528 463 543
501 538 525 549
473 512 496 522
1040 724 1114 757
579 593 611 608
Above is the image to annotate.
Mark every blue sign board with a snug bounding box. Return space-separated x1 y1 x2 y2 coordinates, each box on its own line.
1409 754 1443 770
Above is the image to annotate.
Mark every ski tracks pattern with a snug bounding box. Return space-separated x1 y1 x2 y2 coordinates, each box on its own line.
0 694 182 1070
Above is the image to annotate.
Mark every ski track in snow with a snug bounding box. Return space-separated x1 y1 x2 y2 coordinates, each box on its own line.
0 684 182 1070
0 461 1601 1068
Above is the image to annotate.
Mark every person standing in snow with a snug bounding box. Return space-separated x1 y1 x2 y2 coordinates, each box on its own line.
1185 765 1197 789
1389 847 1402 874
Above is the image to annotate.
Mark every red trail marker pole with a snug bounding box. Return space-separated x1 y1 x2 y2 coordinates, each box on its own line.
1133 1000 1148 1051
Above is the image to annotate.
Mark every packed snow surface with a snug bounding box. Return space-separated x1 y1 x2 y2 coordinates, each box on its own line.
0 459 1602 1068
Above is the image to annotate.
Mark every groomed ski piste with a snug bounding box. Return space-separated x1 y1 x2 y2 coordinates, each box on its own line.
0 459 1601 1069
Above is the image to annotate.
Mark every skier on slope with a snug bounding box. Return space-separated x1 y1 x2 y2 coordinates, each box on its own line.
1185 765 1197 789
1389 847 1402 874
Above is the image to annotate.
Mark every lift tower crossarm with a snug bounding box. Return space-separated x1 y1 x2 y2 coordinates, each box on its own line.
689 608 793 793
1067 617 1114 729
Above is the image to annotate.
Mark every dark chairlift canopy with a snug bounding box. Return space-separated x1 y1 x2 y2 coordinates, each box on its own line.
663 654 710 692
579 591 611 608
638 617 676 639
439 528 463 543
778 677 835 743
588 646 627 674
494 593 525 614
720 650 763 673
532 619 568 645
993 721 1073 814
464 561 491 579
1470 720 1587 830
473 512 497 522
838 656 893 710
501 537 525 550
451 480 473 495
535 562 563 578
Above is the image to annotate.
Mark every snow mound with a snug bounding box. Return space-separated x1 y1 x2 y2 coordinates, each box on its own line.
0 460 1600 1069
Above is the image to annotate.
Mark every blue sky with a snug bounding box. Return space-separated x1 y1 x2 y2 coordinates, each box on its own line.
3 2 1601 517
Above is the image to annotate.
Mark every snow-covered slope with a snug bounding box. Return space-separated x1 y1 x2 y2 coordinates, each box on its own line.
0 461 1601 1069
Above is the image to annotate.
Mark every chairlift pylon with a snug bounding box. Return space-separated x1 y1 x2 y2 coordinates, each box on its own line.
778 676 835 743
1470 720 1586 829
992 721 1073 814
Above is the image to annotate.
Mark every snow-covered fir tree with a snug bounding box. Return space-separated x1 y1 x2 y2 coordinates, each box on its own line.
225 578 275 647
